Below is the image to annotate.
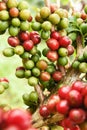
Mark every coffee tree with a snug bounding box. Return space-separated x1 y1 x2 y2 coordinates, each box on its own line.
0 0 87 130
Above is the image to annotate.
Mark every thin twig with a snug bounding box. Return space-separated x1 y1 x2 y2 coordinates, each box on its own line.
33 112 64 128
56 0 60 8
69 0 75 11
76 35 83 57
44 0 50 7
34 85 44 104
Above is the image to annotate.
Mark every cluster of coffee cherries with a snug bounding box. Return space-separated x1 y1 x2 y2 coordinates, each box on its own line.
23 91 39 113
39 80 87 130
3 31 42 86
0 108 37 130
72 51 87 73
80 5 87 36
43 31 74 65
0 78 9 94
0 0 32 35
33 6 69 41
3 28 75 89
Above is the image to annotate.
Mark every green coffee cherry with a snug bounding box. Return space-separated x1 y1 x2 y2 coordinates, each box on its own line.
72 61 80 69
29 91 38 103
3 47 14 57
24 60 35 70
79 62 87 73
58 56 68 66
58 47 68 57
31 22 41 31
32 67 40 77
28 76 39 86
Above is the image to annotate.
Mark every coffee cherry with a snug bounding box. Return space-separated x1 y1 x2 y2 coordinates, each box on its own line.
31 55 40 63
32 67 40 77
24 70 31 78
80 23 87 34
67 45 74 55
0 10 10 20
47 94 60 113
0 2 7 11
39 105 50 118
56 100 69 115
18 1 29 10
8 36 20 47
31 34 41 45
46 38 59 51
59 36 71 48
14 45 24 55
36 60 48 70
7 0 18 8
52 71 62 81
42 48 49 57
58 85 71 99
29 91 38 103
72 80 85 93
40 7 51 19
28 76 38 86
81 85 87 97
18 31 30 41
0 20 9 32
78 55 85 62
31 22 41 31
46 65 55 74
58 56 68 66
8 26 19 36
84 5 87 14
20 52 30 59
23 40 34 51
47 50 58 62
41 30 50 40
3 47 14 57
11 18 20 27
15 67 25 78
58 18 69 29
0 78 9 83
0 84 5 94
40 72 51 81
0 81 9 90
55 8 68 18
20 21 30 31
29 46 38 55
58 47 68 57
48 13 60 25
50 31 61 40
69 109 86 124
42 21 52 31
83 51 87 60
24 60 35 70
9 7 19 17
35 13 43 23
19 9 30 21
72 61 80 69
79 62 87 73
6 109 32 129
67 90 82 107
